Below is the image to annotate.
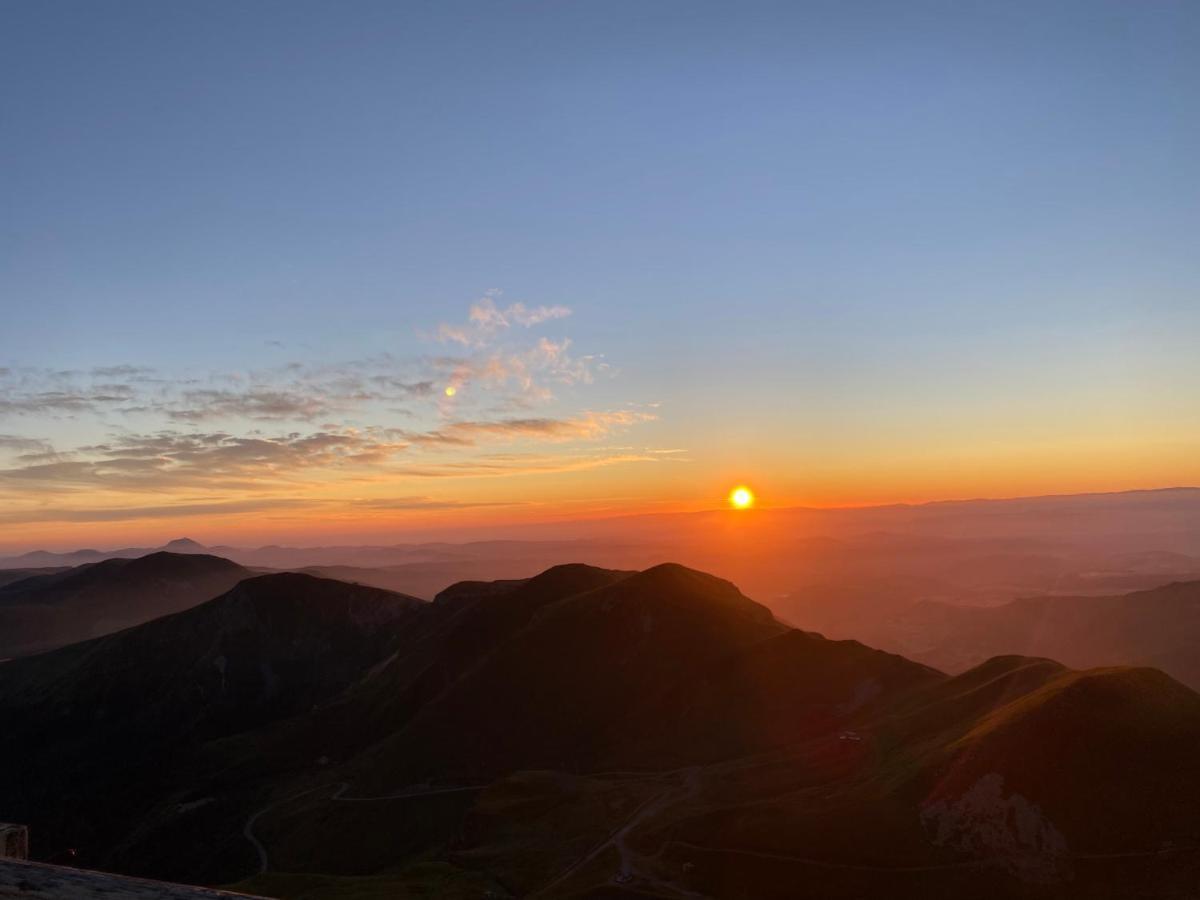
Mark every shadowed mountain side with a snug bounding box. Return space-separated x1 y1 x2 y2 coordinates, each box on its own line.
346 564 788 786
920 666 1200 853
0 573 424 874
0 552 251 659
343 564 636 750
0 567 67 589
440 654 1200 899
618 630 946 766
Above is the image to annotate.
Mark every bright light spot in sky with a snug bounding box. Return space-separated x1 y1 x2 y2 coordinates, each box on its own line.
730 486 754 509
444 385 457 397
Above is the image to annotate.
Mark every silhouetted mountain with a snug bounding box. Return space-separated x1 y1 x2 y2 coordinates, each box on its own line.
0 537 218 569
0 552 251 658
0 573 423 872
1 547 143 567
162 537 211 554
0 566 66 589
2 562 1198 898
342 563 789 785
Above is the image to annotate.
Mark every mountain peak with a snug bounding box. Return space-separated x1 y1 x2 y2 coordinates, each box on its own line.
161 538 208 552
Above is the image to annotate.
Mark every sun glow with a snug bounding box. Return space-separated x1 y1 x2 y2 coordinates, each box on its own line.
729 486 754 509
444 385 457 397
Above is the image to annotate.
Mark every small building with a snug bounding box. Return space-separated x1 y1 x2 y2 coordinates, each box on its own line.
0 825 27 861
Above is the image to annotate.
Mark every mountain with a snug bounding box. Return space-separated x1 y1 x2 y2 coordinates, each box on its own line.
913 580 1200 690
0 566 66 589
2 561 1198 898
0 552 252 658
0 573 424 875
345 563 792 785
0 537 218 569
162 537 212 554
787 579 1200 691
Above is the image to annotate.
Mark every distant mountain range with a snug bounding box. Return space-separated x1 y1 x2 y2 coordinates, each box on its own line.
0 561 1196 898
784 577 1200 691
5 488 1199 607
0 535 632 573
0 552 250 659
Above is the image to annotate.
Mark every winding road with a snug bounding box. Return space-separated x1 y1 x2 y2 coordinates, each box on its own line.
532 766 706 899
242 780 484 874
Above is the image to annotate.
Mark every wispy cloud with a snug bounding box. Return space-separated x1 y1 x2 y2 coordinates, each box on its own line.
0 429 410 494
349 495 525 510
434 291 571 347
0 434 53 454
404 410 655 447
0 498 317 524
385 449 673 479
0 407 657 495
166 388 340 423
0 494 526 525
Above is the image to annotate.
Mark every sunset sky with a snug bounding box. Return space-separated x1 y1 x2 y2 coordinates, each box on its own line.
2 1 1198 550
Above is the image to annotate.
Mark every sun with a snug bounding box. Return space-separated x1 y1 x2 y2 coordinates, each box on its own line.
729 486 754 509
443 385 457 397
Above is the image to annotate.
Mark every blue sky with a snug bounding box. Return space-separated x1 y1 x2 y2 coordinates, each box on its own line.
1 1 1198 546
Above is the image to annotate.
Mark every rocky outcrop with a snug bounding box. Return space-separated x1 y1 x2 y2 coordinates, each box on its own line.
921 773 1070 882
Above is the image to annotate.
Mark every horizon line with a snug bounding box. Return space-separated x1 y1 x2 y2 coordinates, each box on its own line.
3 484 1196 557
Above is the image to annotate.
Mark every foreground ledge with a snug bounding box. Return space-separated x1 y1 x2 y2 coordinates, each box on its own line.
0 858 266 899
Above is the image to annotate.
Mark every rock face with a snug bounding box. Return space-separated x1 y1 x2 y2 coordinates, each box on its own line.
921 773 1070 882
0 858 265 898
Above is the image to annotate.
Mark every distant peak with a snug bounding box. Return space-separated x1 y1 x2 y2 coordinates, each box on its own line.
162 537 207 551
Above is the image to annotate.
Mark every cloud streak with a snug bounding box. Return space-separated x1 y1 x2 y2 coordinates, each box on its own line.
434 292 571 347
0 407 658 496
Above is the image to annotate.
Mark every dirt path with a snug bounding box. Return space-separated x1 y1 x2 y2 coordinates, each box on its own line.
241 781 484 873
533 766 706 899
242 783 345 874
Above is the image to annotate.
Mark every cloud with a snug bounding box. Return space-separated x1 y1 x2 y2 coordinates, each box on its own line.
90 365 155 379
0 294 601 427
167 389 338 422
350 496 525 510
404 410 656 447
0 389 135 417
0 498 316 524
434 292 572 347
0 362 436 424
384 450 668 479
0 429 412 494
432 337 606 405
0 434 53 454
0 492 527 526
0 407 656 498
